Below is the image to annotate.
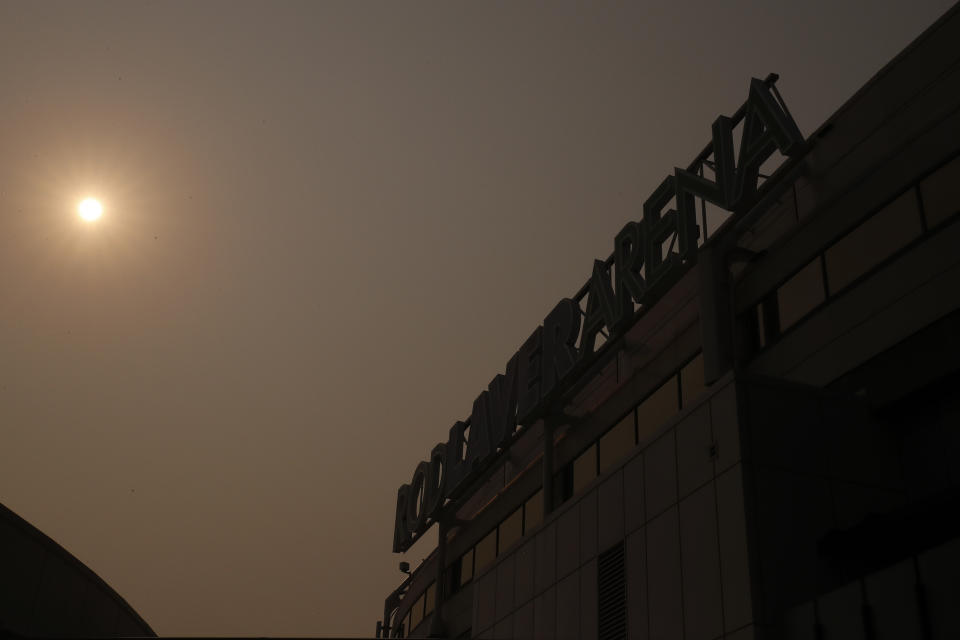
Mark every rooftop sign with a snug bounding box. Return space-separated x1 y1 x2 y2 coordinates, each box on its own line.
393 77 803 553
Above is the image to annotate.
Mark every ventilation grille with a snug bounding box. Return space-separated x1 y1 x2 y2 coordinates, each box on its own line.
598 542 627 640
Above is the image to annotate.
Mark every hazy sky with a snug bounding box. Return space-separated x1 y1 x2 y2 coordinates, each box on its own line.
0 0 955 635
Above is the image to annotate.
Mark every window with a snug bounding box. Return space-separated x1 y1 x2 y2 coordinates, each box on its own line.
825 190 922 293
920 155 960 228
679 352 706 407
459 548 474 586
424 582 435 616
636 377 679 443
524 489 544 533
599 413 635 473
573 444 598 494
499 508 523 553
776 258 825 331
409 593 424 631
474 529 497 573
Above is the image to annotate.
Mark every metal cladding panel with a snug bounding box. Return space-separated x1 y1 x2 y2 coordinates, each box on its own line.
625 528 648 640
598 471 625 553
679 484 723 640
556 571 580 640
645 507 683 640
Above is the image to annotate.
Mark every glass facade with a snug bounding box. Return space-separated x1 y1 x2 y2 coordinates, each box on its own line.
524 490 543 533
777 258 825 331
423 582 435 616
919 155 960 228
599 413 635 473
679 352 705 408
573 444 597 494
825 190 922 293
498 508 523 554
747 169 960 353
474 528 497 574
636 377 678 443
409 593 423 632
459 548 474 586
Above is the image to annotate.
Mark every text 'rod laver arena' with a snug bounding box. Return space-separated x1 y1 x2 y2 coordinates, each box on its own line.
392 76 803 555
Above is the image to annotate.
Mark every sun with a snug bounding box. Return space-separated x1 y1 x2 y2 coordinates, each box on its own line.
78 198 103 221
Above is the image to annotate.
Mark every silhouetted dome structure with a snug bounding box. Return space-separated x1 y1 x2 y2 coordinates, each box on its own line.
0 502 155 637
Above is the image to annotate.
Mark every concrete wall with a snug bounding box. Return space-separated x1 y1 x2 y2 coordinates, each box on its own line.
468 377 754 640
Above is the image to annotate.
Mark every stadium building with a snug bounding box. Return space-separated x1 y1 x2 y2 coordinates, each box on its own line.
378 4 960 639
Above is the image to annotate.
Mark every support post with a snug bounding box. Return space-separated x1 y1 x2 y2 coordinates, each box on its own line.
428 519 448 638
699 244 734 384
543 416 557 516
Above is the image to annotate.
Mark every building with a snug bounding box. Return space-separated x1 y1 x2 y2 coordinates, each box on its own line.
379 4 960 640
0 502 155 637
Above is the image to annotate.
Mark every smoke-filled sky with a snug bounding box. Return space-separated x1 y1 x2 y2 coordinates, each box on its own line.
0 0 954 636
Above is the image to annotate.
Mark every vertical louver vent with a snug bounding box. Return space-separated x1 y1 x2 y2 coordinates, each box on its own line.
598 542 627 640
